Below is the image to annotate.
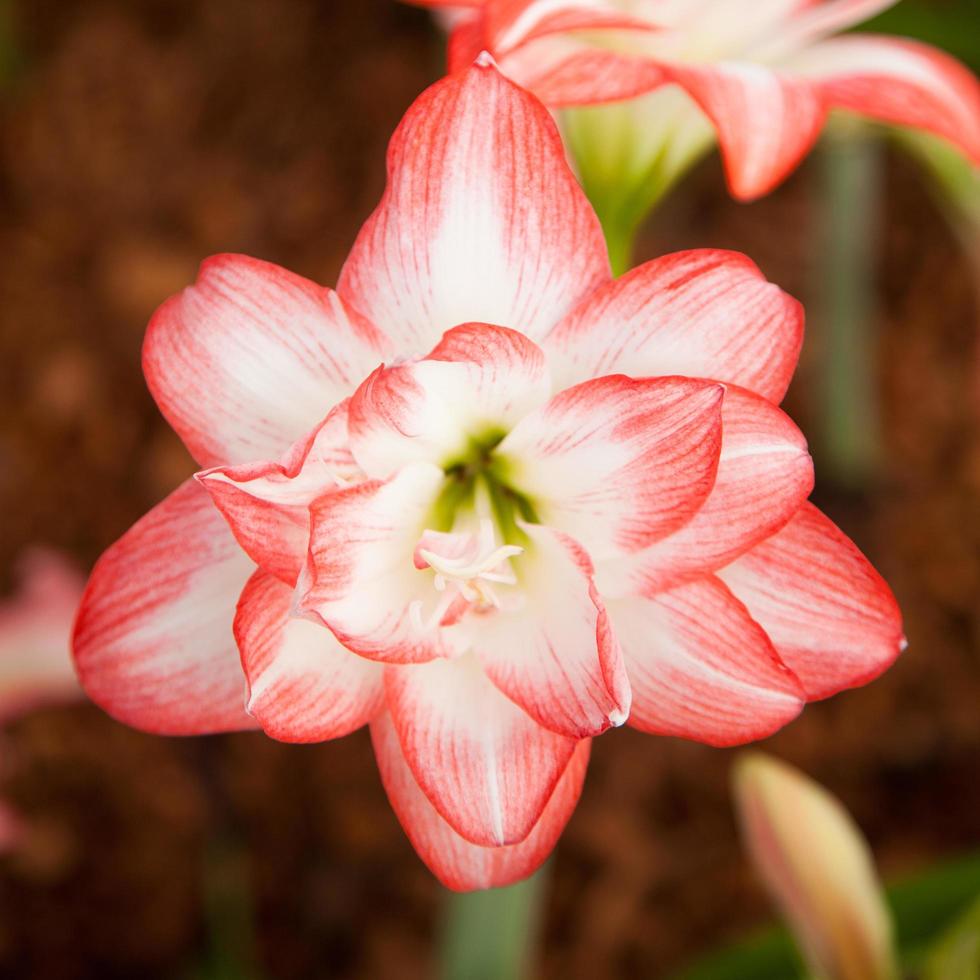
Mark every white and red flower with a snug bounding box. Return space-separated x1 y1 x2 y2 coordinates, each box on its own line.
408 0 980 199
72 61 903 890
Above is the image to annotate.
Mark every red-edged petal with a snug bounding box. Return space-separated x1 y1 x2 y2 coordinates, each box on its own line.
663 62 826 200
72 480 256 735
470 523 630 738
791 35 980 163
197 401 358 585
611 576 805 747
234 570 383 742
372 710 590 891
297 464 451 664
719 503 904 701
337 60 609 353
0 549 84 722
499 36 669 105
348 323 551 479
385 654 577 846
144 254 382 468
498 375 723 560
545 249 804 403
599 386 813 596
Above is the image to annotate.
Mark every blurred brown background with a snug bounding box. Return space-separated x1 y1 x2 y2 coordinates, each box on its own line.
0 1 978 977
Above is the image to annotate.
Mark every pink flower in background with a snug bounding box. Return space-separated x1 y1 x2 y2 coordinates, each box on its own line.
0 549 83 722
73 61 903 890
408 0 980 198
0 549 85 852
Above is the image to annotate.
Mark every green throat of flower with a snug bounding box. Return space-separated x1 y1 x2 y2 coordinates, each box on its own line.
430 428 539 545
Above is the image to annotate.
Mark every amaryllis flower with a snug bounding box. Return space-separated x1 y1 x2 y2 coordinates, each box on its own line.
407 0 980 200
72 60 903 890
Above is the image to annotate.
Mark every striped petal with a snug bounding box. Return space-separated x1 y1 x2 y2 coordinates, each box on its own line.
144 254 381 467
72 480 256 735
337 60 609 354
372 709 590 891
611 576 804 746
719 503 904 700
234 571 383 742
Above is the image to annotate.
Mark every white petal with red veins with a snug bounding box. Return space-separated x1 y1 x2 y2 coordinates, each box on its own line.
337 61 610 354
385 653 577 846
348 324 551 479
719 503 904 700
144 254 382 467
610 576 804 747
790 36 980 163
469 522 631 738
234 571 383 743
598 386 813 596
497 375 724 560
545 249 804 402
297 463 452 664
372 710 591 891
72 480 256 735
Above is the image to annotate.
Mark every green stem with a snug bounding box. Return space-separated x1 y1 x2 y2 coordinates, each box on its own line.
811 125 883 490
438 868 547 980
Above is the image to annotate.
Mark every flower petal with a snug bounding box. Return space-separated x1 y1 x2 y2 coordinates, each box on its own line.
385 653 577 846
610 576 804 747
372 709 590 891
234 570 383 742
497 375 723 559
545 249 804 402
663 62 826 200
348 323 551 479
72 480 256 735
197 401 358 585
719 503 904 700
471 523 630 738
337 59 609 353
297 463 451 664
144 254 382 467
791 35 980 163
598 386 813 596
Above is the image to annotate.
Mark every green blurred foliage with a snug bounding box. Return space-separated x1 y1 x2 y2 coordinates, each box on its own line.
670 853 980 980
923 896 980 980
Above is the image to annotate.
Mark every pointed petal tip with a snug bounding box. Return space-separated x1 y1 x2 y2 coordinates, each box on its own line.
475 50 498 70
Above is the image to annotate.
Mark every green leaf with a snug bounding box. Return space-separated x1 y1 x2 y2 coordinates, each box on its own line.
922 895 980 980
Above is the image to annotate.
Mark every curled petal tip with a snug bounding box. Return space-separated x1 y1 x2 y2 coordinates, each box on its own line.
475 50 498 69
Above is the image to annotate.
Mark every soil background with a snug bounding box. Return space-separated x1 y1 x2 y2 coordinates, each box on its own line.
0 1 978 978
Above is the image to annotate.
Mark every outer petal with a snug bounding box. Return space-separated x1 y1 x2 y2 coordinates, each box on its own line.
469 523 630 739
234 570 383 743
790 35 980 163
372 710 590 891
544 249 804 402
598 386 813 597
144 254 382 468
0 549 84 722
385 654 577 846
719 503 904 700
297 464 451 664
348 324 551 479
610 576 804 747
72 480 256 735
197 401 358 585
497 375 724 560
337 60 609 353
663 62 826 200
